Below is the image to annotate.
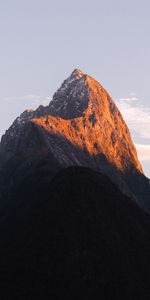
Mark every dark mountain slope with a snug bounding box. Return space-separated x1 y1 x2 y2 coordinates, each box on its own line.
0 167 150 299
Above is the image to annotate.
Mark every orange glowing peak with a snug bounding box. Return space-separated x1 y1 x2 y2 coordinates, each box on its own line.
31 69 143 175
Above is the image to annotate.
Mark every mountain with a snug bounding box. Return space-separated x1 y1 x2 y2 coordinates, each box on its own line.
0 69 142 172
0 68 149 211
0 70 150 298
0 167 150 299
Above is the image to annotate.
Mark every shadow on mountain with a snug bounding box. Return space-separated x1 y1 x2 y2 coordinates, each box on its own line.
0 167 150 299
0 121 149 217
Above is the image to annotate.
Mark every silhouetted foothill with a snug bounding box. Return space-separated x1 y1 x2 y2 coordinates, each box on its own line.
0 167 149 298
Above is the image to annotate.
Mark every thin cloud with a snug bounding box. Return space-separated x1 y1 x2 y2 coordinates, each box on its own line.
119 93 139 102
3 94 51 109
117 94 150 173
119 96 138 102
136 144 150 161
117 95 150 140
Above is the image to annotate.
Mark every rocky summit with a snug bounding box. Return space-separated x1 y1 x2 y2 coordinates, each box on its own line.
0 69 149 210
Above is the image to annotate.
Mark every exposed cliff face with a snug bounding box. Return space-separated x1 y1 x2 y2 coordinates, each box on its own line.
0 69 149 210
34 69 143 174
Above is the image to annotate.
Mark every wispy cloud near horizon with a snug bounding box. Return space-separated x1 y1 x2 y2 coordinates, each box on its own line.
119 93 139 102
117 94 150 140
136 144 150 161
117 94 150 174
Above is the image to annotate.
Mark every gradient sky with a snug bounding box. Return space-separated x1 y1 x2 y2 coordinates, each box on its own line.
0 0 150 177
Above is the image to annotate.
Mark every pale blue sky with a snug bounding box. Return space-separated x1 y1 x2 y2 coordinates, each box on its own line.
0 0 150 177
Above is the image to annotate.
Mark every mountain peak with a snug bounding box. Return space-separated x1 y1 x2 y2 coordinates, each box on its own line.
48 69 117 121
71 68 84 79
0 69 147 210
2 68 143 176
48 68 88 119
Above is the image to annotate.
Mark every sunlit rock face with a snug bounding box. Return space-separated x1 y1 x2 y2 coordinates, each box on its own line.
33 68 143 174
0 69 149 210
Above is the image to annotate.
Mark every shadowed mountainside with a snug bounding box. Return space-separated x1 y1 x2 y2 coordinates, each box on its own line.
0 167 150 299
